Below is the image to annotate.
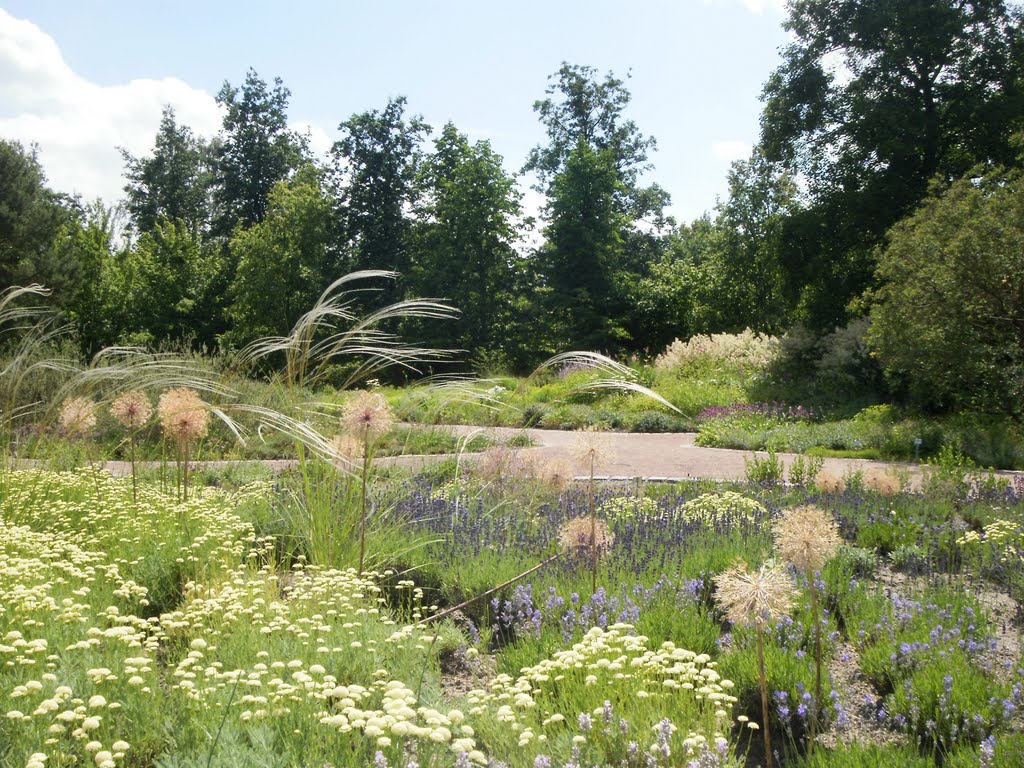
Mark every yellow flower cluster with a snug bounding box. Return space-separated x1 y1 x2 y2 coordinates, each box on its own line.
680 491 766 524
466 624 737 756
958 518 1021 561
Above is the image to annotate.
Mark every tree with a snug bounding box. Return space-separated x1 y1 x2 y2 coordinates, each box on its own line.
714 150 799 333
110 219 226 348
759 0 1024 327
330 97 429 304
868 162 1024 416
526 63 670 353
409 123 528 367
121 107 214 236
0 139 76 296
226 165 334 346
213 69 307 237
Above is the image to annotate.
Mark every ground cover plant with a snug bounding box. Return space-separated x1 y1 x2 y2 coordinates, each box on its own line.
6 457 1024 767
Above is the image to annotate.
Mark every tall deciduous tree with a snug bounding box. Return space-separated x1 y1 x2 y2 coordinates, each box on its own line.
213 69 307 237
526 63 669 353
227 165 334 346
330 97 429 305
110 219 225 348
410 123 528 367
121 107 214 236
760 0 1024 327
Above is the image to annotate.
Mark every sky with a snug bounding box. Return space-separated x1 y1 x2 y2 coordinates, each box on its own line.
0 1 791 225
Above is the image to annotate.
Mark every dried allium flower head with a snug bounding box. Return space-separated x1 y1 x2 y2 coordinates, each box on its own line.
714 560 795 628
60 397 97 436
865 469 901 498
774 505 842 573
540 457 575 493
572 427 614 471
341 391 394 439
158 387 210 444
558 517 614 556
814 470 845 495
110 390 153 429
329 433 363 461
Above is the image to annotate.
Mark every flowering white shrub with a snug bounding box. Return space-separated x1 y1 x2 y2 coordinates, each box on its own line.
655 329 779 372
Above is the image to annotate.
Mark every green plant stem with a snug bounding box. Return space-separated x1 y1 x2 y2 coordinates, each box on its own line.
358 429 369 577
757 626 773 768
810 577 821 754
589 453 597 594
130 431 137 504
420 551 563 625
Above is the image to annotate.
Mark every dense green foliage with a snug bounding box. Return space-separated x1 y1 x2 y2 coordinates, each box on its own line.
3 0 1024 422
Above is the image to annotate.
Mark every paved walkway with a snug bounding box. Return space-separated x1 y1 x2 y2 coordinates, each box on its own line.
436 425 932 484
27 425 1023 486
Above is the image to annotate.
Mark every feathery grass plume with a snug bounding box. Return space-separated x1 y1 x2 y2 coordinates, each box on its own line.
774 505 841 574
774 504 841 754
714 560 795 629
558 517 614 557
474 445 516 484
158 388 209 501
865 469 902 497
59 397 97 436
110 390 153 504
715 560 794 768
814 470 845 495
523 350 683 416
540 457 575 493
110 390 153 429
341 390 394 439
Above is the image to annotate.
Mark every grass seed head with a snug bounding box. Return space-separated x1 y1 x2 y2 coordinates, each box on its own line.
774 504 842 573
158 387 210 445
714 560 795 628
110 390 153 430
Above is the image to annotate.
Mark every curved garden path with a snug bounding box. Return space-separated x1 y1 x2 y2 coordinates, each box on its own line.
81 425 1021 487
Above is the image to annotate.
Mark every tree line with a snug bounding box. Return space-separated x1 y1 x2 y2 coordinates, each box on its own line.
3 0 1024 415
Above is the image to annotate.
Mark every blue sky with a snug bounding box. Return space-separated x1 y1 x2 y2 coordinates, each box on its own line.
0 1 790 223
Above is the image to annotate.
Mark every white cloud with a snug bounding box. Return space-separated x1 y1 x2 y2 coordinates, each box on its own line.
711 140 751 162
0 9 222 204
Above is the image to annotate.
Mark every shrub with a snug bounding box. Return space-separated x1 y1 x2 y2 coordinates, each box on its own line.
655 328 779 371
629 410 677 433
746 451 785 485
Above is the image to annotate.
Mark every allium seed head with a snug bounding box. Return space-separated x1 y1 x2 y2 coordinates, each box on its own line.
864 469 902 498
110 390 153 430
59 397 97 436
558 517 614 557
572 427 614 470
714 560 795 628
773 505 842 573
158 388 209 445
341 391 394 439
814 470 845 495
540 457 575 493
